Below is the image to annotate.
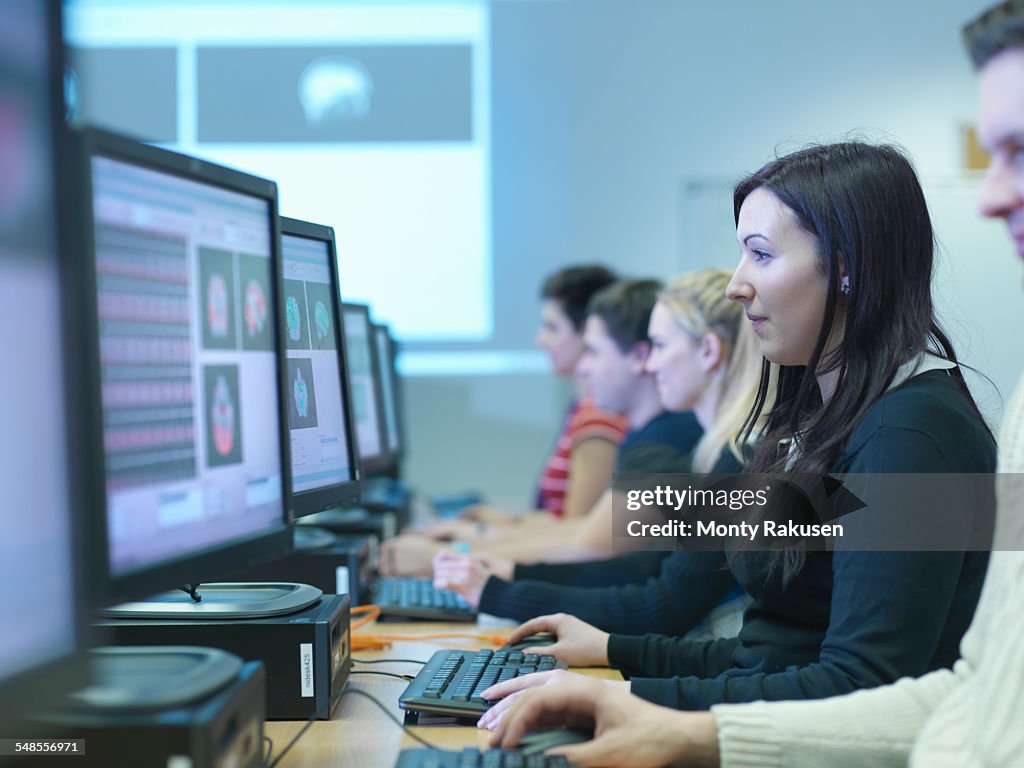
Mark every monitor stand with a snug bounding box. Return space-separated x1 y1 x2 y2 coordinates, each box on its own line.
296 506 367 528
100 582 323 619
293 525 337 551
69 646 242 712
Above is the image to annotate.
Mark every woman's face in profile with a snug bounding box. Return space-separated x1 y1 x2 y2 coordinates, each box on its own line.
727 187 844 367
645 302 705 413
536 299 584 377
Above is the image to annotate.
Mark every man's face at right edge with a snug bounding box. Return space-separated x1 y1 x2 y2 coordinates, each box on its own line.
977 46 1024 273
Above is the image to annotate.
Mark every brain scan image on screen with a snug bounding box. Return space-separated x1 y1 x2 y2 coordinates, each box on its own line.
212 375 235 455
286 294 302 342
199 247 237 349
204 364 243 466
293 366 309 418
245 277 267 336
304 281 336 351
238 253 273 351
286 357 319 430
314 300 330 341
283 278 310 350
207 273 230 338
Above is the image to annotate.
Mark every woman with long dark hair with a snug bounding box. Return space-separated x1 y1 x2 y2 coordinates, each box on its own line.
477 141 995 720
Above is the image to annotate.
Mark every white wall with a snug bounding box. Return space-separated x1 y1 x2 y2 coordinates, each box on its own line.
402 0 1019 501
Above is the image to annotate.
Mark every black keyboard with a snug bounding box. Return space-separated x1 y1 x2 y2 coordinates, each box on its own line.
373 578 478 622
396 748 575 768
399 649 566 721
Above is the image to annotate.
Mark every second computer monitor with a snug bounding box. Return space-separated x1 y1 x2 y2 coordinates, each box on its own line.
341 303 390 476
280 217 360 515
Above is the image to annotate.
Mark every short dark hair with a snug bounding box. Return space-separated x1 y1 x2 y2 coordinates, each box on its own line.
586 279 663 353
963 0 1024 69
540 265 617 331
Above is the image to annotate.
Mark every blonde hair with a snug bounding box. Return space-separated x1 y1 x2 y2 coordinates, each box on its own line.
658 269 764 472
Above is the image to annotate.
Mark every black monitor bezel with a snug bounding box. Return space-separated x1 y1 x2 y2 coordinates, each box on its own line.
279 216 362 515
371 321 405 471
0 0 93 727
340 302 391 477
72 126 294 604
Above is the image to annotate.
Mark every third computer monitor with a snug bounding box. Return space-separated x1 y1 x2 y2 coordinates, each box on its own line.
371 322 403 472
74 127 293 603
341 303 390 476
280 216 360 515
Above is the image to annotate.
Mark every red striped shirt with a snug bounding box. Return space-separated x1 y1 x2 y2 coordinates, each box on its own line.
537 397 628 517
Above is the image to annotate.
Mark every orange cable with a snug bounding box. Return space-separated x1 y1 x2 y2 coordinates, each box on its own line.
349 604 508 650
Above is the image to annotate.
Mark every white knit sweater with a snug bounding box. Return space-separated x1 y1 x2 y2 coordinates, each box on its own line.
712 374 1024 768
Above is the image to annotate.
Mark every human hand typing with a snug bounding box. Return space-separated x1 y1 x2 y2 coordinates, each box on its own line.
488 675 721 768
504 613 611 667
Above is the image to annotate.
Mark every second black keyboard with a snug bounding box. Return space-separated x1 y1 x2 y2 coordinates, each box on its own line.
372 577 478 622
396 748 575 767
399 649 567 720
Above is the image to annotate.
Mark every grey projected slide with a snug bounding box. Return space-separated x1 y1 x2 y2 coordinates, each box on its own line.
197 45 472 142
67 47 178 142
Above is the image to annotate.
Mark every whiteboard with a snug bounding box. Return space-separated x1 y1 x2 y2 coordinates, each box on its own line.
680 175 1024 428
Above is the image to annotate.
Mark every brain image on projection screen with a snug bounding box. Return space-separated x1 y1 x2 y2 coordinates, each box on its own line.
299 56 373 126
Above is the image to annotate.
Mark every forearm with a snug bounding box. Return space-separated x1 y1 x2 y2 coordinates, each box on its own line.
608 634 739 682
710 667 961 768
513 552 669 587
472 519 588 562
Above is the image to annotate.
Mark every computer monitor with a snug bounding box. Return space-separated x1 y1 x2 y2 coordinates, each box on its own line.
0 0 91 723
372 322 404 472
280 216 360 515
72 126 295 605
341 303 390 476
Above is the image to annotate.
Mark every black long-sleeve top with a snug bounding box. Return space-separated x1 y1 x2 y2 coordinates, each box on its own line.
612 370 995 709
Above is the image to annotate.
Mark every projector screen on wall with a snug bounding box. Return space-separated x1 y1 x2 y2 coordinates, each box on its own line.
65 1 492 343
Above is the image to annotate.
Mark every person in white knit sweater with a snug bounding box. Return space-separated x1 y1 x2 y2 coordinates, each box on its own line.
484 2 1024 765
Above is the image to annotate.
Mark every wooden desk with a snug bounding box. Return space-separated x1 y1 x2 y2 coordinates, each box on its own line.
265 621 620 767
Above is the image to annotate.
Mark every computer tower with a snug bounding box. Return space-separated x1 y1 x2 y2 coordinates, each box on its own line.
98 595 350 720
36 660 265 768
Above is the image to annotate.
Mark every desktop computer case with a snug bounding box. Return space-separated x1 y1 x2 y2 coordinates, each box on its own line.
39 661 265 768
99 594 351 720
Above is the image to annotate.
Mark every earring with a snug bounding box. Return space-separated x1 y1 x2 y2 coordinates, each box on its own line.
841 279 850 296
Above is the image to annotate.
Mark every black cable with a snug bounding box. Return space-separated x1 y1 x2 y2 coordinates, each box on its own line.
267 711 317 768
178 583 202 602
341 687 444 751
350 670 414 681
352 657 427 665
262 735 274 768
